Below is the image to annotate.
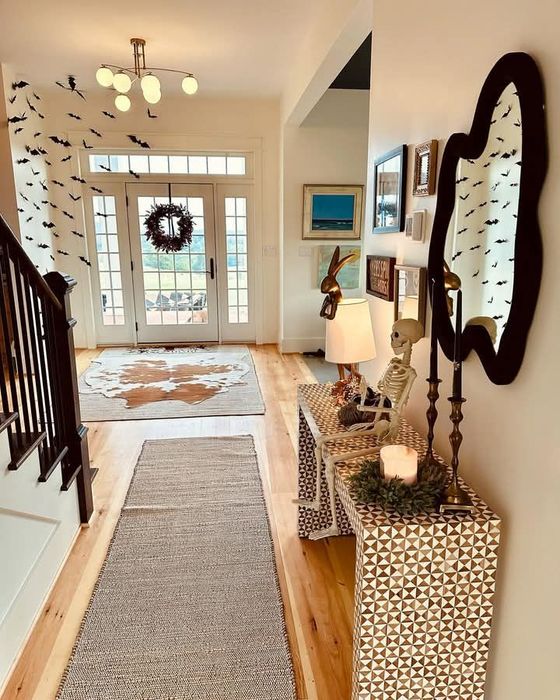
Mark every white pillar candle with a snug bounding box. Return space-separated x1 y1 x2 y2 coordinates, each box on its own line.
380 445 418 485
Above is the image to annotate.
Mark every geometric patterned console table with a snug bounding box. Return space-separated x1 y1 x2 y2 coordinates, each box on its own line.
297 384 501 699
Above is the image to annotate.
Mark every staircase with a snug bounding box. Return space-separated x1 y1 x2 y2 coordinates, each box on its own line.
0 214 93 690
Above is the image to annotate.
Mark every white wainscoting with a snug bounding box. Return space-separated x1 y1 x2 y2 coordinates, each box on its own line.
0 430 81 691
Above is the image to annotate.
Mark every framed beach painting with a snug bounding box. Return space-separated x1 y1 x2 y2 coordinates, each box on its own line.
302 184 363 240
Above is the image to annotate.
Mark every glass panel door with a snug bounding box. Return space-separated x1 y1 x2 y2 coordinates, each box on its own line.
126 183 218 343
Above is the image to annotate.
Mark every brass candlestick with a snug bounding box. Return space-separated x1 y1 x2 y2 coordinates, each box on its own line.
420 377 442 469
439 397 476 514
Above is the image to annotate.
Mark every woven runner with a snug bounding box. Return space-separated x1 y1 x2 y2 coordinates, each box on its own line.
57 436 296 699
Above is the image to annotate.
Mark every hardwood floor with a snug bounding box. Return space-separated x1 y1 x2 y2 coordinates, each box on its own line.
1 345 355 700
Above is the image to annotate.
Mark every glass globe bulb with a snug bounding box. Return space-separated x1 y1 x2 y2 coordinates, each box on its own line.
144 90 161 105
96 66 114 87
115 94 131 112
113 72 132 93
181 75 198 95
141 73 160 93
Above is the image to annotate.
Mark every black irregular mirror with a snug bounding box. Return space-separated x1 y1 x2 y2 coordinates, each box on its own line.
428 52 547 384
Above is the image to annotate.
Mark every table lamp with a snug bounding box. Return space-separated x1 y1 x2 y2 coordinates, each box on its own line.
325 298 376 380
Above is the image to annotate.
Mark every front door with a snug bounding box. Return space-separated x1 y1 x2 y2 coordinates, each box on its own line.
126 183 219 343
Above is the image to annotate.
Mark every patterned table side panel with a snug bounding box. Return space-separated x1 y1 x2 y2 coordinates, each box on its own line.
347 514 501 700
297 408 353 538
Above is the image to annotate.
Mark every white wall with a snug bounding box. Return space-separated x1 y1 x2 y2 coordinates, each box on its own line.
363 2 560 698
281 89 369 352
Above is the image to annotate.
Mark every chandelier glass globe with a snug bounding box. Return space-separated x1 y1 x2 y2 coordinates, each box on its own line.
144 90 161 104
141 74 160 94
96 66 114 87
181 75 199 95
115 94 131 112
113 72 132 93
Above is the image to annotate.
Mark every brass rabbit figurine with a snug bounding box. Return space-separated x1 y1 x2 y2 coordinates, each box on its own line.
319 246 359 320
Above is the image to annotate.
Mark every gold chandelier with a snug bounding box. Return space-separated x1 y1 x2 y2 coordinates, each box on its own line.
95 38 199 112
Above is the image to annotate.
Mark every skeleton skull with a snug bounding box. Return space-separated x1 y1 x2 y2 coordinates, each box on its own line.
391 319 424 354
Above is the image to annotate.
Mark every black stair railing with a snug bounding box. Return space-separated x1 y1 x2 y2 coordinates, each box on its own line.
0 215 93 522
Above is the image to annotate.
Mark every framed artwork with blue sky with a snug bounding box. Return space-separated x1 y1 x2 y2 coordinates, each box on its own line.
302 184 363 240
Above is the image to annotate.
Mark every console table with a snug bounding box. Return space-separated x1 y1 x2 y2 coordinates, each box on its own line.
297 383 501 700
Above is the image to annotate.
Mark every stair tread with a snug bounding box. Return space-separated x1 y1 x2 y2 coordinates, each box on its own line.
0 411 18 434
9 430 47 470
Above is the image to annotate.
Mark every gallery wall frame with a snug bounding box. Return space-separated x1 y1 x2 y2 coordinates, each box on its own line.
366 254 396 301
302 184 363 240
373 145 407 233
393 265 427 334
413 140 438 196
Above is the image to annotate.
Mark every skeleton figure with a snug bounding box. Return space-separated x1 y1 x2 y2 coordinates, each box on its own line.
295 318 423 540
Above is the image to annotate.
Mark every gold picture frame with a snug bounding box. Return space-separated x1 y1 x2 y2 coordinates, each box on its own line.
413 140 438 196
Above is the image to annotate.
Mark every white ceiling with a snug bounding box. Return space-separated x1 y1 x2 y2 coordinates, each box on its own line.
0 0 336 97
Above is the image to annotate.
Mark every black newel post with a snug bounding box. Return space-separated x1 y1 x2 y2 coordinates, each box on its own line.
44 271 93 523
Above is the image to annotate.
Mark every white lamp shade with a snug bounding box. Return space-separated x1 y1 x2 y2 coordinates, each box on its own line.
325 298 376 365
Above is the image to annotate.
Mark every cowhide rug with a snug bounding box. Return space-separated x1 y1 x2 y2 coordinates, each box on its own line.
79 345 264 421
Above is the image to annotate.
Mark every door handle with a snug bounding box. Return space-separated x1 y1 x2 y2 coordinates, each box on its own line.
206 257 215 280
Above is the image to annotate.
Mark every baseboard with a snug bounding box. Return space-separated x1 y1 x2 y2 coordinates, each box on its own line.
280 337 325 354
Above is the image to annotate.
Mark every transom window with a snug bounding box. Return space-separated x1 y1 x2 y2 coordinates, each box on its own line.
88 153 246 176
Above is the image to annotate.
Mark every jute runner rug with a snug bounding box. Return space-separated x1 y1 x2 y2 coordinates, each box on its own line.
57 436 296 700
79 345 264 421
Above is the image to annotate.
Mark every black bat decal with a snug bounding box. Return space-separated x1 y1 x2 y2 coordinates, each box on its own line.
67 112 82 120
61 154 72 162
51 180 65 187
102 110 116 119
49 202 58 209
95 211 110 218
40 181 48 191
505 300 512 305
71 175 87 184
14 127 23 134
514 119 521 127
33 202 40 211
466 159 475 164
482 280 489 284
493 315 504 320
508 257 515 262
451 251 463 261
490 199 499 203
41 200 48 204
31 168 39 176
489 150 500 158
26 96 44 118
491 182 501 191
501 105 512 119
91 186 103 193
457 227 468 235
69 193 81 201
495 238 508 244
50 254 55 261
484 249 491 255
478 201 487 208
71 230 85 238
510 182 519 187
483 162 491 168
45 160 52 165
469 245 481 251
26 216 33 223
56 75 86 100
502 201 511 209
19 193 29 202
127 134 151 149
484 219 499 225
465 209 476 217
57 249 70 256
16 158 30 164
90 128 102 138
147 108 158 119
501 170 510 177
488 296 494 304
490 119 496 125
8 94 17 104
26 145 48 155
496 280 508 286
79 256 92 267
82 140 93 149
98 164 112 172
52 231 60 238
455 176 468 184
496 136 505 142
8 113 27 123
25 181 34 187
11 80 29 90
33 131 41 138
492 261 498 268
42 221 55 228
472 270 479 277
472 180 483 187
33 92 41 101
129 169 140 179
49 135 72 147
501 148 517 159
38 243 50 249
477 229 485 234
25 235 33 240
459 193 470 201
62 210 74 219
17 207 24 212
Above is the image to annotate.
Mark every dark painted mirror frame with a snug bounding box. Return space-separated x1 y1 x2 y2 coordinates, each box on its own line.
428 52 547 385
373 145 407 233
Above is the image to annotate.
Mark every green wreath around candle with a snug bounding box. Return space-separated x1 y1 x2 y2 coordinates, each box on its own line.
144 202 194 253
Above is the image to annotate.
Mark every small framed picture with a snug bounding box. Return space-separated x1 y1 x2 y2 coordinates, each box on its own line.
393 265 427 334
366 255 396 301
413 140 438 196
302 185 363 240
